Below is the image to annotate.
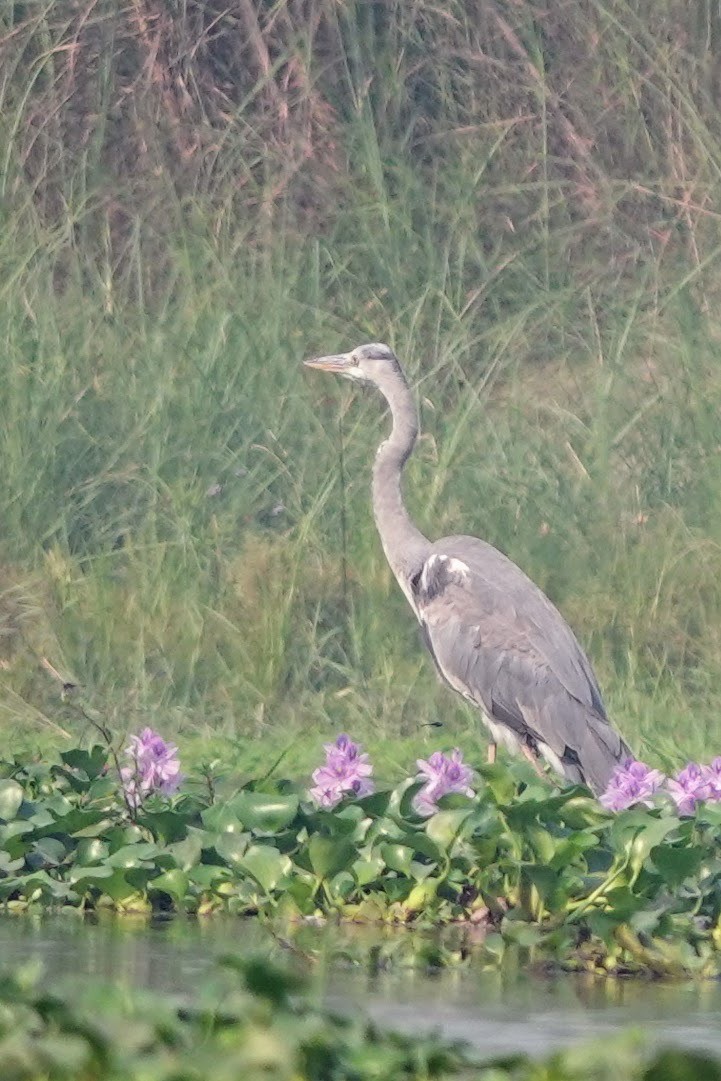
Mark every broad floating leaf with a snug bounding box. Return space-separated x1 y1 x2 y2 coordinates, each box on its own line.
68 864 115 885
426 808 474 850
651 844 705 887
380 843 414 876
59 745 108 779
214 831 251 867
0 779 24 822
107 843 160 869
229 791 299 833
308 836 358 880
149 868 190 904
239 845 291 893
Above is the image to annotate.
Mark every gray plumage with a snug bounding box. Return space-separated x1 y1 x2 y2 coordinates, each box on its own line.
304 342 629 796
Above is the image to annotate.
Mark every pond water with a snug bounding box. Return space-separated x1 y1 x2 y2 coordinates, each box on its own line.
1 916 719 1057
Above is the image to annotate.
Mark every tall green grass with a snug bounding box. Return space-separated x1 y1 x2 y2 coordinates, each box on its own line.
1 0 721 767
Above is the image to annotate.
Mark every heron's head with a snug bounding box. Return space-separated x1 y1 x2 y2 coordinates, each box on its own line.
303 342 401 386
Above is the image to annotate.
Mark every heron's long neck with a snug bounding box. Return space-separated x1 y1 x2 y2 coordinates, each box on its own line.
372 373 431 602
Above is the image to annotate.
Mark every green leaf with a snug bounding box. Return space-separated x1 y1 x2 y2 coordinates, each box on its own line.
0 819 33 842
15 871 77 901
86 776 118 801
168 831 204 871
28 837 67 868
107 843 159 868
75 838 109 865
120 824 145 845
214 832 251 867
60 745 108 779
149 868 189 904
225 956 303 1004
43 793 74 817
0 780 24 822
380 843 413 876
307 836 358 880
599 886 645 922
398 781 426 818
426 808 474 850
695 803 721 828
306 806 363 837
645 1049 721 1081
556 795 608 830
97 870 136 903
651 844 705 887
229 791 299 833
549 831 597 869
356 789 392 817
351 854 385 886
399 831 444 864
524 825 558 864
520 864 560 910
403 878 439 913
0 851 23 873
34 808 109 840
137 809 188 844
68 865 115 885
188 864 228 889
502 918 544 948
71 817 115 839
477 764 516 803
201 803 243 833
21 1034 91 1073
623 816 680 876
238 845 291 893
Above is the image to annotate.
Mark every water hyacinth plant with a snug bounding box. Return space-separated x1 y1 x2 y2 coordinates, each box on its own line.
9 737 721 974
306 736 721 823
600 756 721 816
412 749 476 817
704 757 721 797
308 737 476 816
309 734 374 809
120 727 184 809
599 759 666 812
1 954 712 1081
667 762 714 816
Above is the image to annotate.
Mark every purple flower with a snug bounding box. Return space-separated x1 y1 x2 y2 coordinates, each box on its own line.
667 762 713 816
702 757 721 800
120 727 184 809
600 758 666 812
412 748 475 817
309 734 374 810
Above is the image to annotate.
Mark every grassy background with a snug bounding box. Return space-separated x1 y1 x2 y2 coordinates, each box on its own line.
2 0 721 774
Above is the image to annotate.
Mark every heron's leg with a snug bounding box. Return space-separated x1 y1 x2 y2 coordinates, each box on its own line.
487 742 497 765
520 743 548 782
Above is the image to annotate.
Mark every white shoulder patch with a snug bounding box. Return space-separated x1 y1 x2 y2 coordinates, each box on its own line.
445 556 471 578
419 553 471 595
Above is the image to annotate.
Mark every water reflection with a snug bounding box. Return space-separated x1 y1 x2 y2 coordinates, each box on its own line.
0 916 719 1055
0 915 270 990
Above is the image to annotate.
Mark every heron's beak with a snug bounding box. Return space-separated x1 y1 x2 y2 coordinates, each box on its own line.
303 352 354 373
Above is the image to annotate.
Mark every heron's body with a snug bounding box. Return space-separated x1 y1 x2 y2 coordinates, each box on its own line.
412 537 625 794
304 342 629 796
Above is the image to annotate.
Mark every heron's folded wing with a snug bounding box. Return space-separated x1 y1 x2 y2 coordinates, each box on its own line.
411 551 616 767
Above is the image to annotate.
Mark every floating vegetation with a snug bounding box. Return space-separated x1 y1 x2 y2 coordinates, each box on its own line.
1 739 721 978
0 954 719 1081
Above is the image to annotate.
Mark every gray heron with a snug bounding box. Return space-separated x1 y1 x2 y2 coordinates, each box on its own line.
304 342 629 796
